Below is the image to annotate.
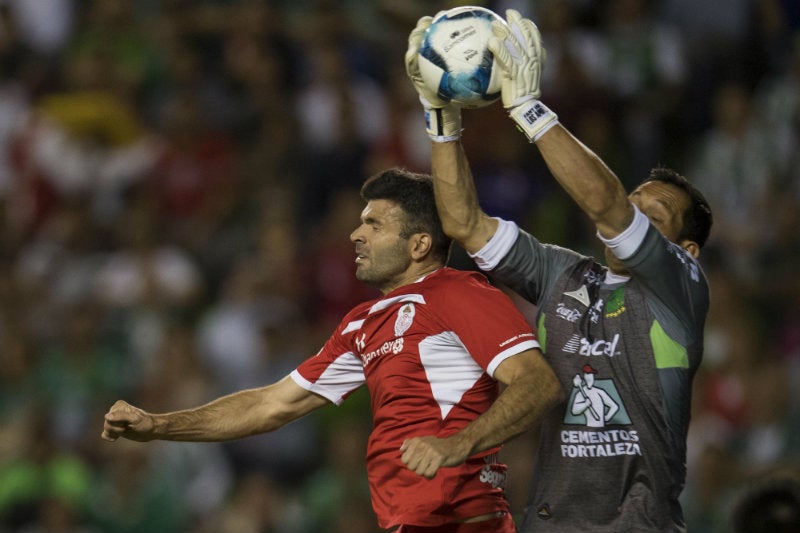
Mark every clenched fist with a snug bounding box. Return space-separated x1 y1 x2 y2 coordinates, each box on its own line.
400 435 471 479
102 400 156 442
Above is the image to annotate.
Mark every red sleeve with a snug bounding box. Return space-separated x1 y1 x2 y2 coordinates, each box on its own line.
437 272 539 375
291 305 368 405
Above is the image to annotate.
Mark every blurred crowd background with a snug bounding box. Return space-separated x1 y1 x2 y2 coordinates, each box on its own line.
0 0 797 532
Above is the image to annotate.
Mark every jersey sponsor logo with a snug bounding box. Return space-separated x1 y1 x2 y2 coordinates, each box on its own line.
478 453 507 489
560 365 642 458
565 366 630 426
360 337 404 367
356 302 416 367
555 302 582 323
561 429 638 443
560 430 642 457
563 333 620 357
479 464 507 489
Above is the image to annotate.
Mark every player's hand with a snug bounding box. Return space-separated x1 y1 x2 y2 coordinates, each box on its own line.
573 374 582 388
400 435 471 479
488 9 544 107
406 16 442 107
488 9 558 141
405 15 463 142
102 400 156 442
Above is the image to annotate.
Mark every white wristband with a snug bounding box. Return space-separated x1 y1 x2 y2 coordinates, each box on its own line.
509 99 559 142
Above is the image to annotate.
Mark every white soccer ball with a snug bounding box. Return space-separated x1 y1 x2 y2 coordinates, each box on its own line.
418 6 505 109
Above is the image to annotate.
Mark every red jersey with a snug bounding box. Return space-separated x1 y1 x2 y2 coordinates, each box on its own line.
291 267 540 528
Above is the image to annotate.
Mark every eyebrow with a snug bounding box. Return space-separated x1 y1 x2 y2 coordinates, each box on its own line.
632 189 672 214
653 197 672 213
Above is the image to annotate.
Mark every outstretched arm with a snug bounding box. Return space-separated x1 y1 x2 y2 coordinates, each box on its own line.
535 124 634 239
400 348 562 479
101 375 329 443
486 9 635 239
421 10 635 256
406 15 497 254
430 140 498 254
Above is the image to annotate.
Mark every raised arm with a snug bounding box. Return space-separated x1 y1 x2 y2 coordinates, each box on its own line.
406 16 498 254
486 9 635 239
400 348 562 479
430 141 498 253
101 375 328 443
534 125 634 238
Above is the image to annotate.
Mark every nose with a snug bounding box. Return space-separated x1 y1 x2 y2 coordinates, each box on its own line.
350 225 364 243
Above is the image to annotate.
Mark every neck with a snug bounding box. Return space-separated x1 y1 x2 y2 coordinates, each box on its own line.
413 263 442 280
379 262 443 295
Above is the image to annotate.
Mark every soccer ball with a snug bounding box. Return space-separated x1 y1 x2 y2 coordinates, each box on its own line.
418 6 505 108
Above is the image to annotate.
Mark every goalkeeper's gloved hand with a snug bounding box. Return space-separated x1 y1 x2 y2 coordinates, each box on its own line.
488 9 559 142
405 15 463 142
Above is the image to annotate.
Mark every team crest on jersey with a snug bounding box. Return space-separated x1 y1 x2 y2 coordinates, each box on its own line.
395 303 415 336
604 287 626 318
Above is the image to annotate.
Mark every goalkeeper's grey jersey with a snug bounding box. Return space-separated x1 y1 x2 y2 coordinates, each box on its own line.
492 224 708 533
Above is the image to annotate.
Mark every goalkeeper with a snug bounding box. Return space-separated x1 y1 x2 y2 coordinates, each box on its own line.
407 9 713 532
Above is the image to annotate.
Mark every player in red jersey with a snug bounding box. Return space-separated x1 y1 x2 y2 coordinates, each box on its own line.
102 168 562 532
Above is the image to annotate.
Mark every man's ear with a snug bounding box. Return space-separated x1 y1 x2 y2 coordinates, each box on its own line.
680 239 700 259
410 233 432 260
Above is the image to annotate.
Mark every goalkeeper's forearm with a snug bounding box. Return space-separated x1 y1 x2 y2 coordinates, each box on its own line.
532 122 634 237
430 140 498 254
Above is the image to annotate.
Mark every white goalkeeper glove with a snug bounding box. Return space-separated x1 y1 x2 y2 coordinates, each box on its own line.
488 9 558 142
405 15 463 142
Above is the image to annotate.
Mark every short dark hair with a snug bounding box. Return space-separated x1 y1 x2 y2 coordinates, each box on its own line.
643 167 713 248
360 168 451 262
